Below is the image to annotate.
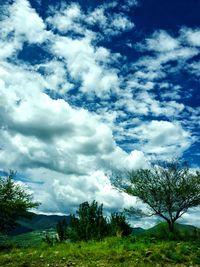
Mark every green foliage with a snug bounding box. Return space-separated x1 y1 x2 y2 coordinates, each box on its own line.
65 201 131 241
143 222 200 241
0 230 46 248
0 171 39 233
116 160 200 233
56 219 68 242
109 212 132 237
10 212 70 235
42 231 55 246
67 201 109 241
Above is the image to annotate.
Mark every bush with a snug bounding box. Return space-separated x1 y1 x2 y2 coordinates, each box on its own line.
67 201 109 241
42 232 55 246
60 201 131 242
109 212 132 237
56 219 68 242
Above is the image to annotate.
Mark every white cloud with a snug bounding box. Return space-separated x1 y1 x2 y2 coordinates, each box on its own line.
85 6 134 36
1 0 48 44
144 30 179 52
0 39 22 60
25 168 141 214
190 61 200 79
46 2 134 38
120 28 199 130
132 120 192 158
0 60 144 213
109 13 134 32
115 89 184 118
46 3 83 34
37 60 73 94
0 0 198 223
180 27 200 47
180 208 200 227
50 35 120 97
136 47 198 72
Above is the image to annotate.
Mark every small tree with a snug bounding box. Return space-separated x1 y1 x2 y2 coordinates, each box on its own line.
0 171 39 233
116 161 200 233
68 201 108 241
56 219 68 242
109 212 132 237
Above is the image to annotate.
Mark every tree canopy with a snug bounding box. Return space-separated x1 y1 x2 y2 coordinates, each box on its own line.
0 171 39 233
115 161 200 232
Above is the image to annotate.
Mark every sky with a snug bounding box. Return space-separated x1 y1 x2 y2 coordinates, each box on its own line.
0 0 199 228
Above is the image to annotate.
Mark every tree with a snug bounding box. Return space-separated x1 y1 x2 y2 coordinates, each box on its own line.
60 200 132 242
116 161 200 233
68 201 108 241
109 212 132 237
0 171 39 233
56 219 68 242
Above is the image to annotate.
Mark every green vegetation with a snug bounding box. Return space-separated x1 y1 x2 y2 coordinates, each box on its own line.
0 231 200 266
0 161 199 266
10 213 70 235
0 230 48 248
56 219 68 242
115 161 200 233
61 201 131 242
67 201 109 241
145 222 200 241
109 212 132 237
0 171 39 234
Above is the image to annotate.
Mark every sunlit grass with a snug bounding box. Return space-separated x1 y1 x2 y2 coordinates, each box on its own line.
0 235 200 266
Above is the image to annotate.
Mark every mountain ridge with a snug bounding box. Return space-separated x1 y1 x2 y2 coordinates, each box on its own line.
9 212 70 235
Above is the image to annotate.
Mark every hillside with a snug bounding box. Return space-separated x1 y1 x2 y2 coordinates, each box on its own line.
9 212 70 235
145 222 199 239
1 222 199 266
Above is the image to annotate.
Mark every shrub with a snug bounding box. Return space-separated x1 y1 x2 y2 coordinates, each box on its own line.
109 212 132 237
56 219 68 242
64 201 131 242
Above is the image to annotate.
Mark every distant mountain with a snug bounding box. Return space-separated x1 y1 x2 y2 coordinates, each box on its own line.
144 222 199 238
9 212 70 235
9 214 199 238
131 227 145 236
130 222 199 239
147 222 198 232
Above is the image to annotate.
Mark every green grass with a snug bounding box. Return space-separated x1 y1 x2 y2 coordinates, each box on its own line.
0 235 200 267
0 230 56 248
1 223 199 267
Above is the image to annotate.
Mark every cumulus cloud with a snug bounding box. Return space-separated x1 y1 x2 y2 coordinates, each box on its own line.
0 88 144 214
49 35 120 97
25 169 127 214
131 121 192 158
0 0 198 220
1 0 48 44
0 60 143 213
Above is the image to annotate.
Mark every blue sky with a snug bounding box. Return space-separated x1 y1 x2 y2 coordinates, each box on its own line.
0 0 199 227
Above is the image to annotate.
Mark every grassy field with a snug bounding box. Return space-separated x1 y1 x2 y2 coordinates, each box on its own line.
0 233 200 267
0 230 55 248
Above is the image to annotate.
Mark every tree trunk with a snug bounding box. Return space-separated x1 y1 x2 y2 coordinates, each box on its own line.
168 220 174 233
